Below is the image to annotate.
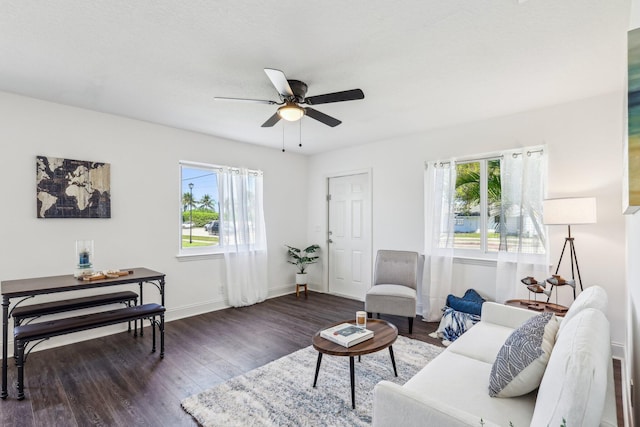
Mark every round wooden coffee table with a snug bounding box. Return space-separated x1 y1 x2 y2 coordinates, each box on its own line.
312 319 398 409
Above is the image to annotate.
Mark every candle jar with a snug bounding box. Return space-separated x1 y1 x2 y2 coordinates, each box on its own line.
356 311 367 330
74 240 94 278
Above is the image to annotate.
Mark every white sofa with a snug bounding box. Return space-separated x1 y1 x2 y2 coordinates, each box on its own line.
372 286 617 427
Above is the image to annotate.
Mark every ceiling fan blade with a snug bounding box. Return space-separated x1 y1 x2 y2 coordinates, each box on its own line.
264 68 294 98
304 107 342 127
214 97 278 105
261 112 282 127
305 89 364 105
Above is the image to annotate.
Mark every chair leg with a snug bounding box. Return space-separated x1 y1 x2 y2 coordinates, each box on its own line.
408 317 414 334
367 312 372 318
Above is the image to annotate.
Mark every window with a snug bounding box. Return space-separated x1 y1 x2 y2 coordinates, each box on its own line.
179 162 221 254
453 158 501 253
425 147 545 310
179 161 265 257
433 148 545 258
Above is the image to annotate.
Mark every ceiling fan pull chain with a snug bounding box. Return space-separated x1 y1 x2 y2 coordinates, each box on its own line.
282 123 285 153
299 119 302 147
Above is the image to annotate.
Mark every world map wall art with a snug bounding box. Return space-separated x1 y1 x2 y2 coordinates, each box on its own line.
36 156 111 218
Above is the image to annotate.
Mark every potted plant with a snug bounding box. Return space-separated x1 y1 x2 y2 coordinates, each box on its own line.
286 244 320 285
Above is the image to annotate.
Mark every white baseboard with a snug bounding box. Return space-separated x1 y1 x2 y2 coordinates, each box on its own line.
612 341 625 360
268 284 298 298
326 291 364 302
270 283 328 298
615 355 634 427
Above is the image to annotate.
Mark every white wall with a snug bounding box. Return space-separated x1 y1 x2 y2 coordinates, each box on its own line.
307 92 627 348
0 91 308 352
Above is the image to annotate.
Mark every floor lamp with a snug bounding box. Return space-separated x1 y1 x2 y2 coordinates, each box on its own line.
543 197 597 301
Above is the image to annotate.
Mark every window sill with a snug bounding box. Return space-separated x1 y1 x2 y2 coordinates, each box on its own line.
176 252 223 262
453 256 497 267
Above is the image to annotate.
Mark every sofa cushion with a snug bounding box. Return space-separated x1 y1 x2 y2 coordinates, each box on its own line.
446 321 515 364
489 312 559 397
557 285 608 339
481 302 538 330
531 308 611 427
404 351 536 426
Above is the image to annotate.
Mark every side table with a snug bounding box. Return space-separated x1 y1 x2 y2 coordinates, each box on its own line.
505 299 568 315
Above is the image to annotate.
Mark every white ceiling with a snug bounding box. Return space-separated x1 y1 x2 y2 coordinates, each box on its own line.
0 1 630 154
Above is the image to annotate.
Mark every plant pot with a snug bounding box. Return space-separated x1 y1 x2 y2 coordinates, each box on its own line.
296 273 308 285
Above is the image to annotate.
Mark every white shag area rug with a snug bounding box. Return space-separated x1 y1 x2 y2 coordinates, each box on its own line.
181 335 444 427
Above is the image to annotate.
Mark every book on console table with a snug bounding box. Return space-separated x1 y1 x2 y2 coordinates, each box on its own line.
320 323 374 348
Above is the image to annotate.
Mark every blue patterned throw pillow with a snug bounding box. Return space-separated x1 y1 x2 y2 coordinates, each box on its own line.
489 312 559 398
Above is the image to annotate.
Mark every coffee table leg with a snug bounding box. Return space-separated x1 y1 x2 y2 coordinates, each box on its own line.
350 356 355 409
389 346 398 377
313 352 323 387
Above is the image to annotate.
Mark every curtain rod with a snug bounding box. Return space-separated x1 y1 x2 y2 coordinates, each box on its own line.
180 160 262 175
512 148 544 158
424 148 544 169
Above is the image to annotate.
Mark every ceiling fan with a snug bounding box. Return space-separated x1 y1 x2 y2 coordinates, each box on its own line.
215 68 365 128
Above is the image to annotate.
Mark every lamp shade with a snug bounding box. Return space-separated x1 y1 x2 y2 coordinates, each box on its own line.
543 197 597 225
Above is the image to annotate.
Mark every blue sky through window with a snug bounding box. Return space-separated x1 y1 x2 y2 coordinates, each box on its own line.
181 167 219 207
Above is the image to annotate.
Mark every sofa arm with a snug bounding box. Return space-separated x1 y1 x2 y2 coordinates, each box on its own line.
372 381 501 427
480 302 537 329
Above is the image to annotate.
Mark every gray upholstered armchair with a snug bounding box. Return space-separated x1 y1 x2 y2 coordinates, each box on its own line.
365 250 423 334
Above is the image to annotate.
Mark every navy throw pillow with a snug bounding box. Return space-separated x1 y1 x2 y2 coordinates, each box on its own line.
446 288 485 316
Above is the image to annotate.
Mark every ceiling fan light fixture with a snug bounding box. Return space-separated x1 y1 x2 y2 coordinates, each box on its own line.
277 103 304 121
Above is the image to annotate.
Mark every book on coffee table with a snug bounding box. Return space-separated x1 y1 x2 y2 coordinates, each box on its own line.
320 323 374 348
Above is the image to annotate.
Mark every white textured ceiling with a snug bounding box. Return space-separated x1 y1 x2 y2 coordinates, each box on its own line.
0 0 630 154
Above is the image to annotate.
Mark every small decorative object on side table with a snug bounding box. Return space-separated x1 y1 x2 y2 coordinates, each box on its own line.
519 276 552 311
545 274 576 304
514 276 568 313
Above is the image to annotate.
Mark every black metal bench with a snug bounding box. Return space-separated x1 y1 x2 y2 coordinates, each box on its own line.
12 291 139 327
13 303 165 400
11 291 139 359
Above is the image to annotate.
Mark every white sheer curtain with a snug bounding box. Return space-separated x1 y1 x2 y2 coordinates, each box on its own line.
219 167 268 307
495 148 548 303
423 162 456 321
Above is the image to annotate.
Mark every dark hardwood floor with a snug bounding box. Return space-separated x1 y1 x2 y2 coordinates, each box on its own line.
1 293 440 426
1 292 623 426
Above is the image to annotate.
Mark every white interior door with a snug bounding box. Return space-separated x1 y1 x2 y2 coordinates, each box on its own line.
328 173 371 300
